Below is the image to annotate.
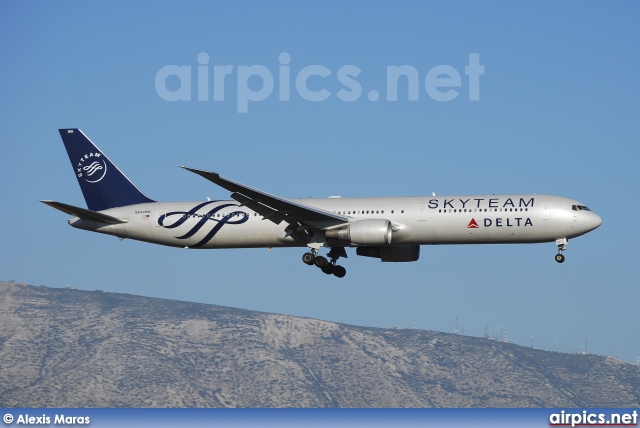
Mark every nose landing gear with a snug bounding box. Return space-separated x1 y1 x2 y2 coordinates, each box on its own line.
301 247 347 278
555 238 567 263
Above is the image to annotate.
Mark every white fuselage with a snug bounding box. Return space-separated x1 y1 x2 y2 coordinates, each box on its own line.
68 194 602 249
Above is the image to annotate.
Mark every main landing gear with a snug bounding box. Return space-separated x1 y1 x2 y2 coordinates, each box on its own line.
555 238 567 263
302 247 347 278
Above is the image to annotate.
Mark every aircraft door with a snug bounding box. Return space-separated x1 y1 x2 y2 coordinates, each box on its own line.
541 202 551 220
417 204 427 221
156 210 166 227
151 209 174 245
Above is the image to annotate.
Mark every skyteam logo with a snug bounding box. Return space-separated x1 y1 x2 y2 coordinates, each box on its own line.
158 201 249 248
76 152 107 183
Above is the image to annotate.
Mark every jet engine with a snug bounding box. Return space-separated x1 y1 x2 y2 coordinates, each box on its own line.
356 245 420 262
325 219 392 245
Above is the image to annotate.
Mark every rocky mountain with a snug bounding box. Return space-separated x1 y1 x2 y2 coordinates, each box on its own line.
0 282 638 407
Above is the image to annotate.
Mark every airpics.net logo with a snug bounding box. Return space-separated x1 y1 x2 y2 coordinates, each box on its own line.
155 52 484 113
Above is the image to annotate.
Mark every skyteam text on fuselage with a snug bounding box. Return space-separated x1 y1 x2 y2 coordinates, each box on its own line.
42 129 602 278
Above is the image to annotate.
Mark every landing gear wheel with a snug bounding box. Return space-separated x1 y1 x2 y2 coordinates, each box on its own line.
302 252 315 265
321 264 334 275
314 256 328 268
554 238 567 264
333 265 347 278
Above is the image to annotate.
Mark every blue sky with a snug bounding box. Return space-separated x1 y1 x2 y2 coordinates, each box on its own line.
1 2 639 363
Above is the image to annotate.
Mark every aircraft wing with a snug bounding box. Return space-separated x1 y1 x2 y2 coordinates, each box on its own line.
41 200 128 224
180 167 349 241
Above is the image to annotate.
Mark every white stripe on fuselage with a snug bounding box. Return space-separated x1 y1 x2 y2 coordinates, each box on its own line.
71 194 598 249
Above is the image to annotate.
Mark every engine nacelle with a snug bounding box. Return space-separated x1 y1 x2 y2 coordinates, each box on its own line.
356 245 420 262
325 219 392 245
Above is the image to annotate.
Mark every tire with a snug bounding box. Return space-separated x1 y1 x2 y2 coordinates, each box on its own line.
555 253 565 263
321 264 334 275
333 265 346 278
302 252 315 265
314 256 328 268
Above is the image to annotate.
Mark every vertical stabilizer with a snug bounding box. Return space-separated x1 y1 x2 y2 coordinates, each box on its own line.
59 129 155 211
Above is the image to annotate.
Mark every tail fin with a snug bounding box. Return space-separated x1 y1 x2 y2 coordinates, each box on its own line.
59 129 155 211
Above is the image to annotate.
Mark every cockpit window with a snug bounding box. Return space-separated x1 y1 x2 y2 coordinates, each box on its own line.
572 205 591 211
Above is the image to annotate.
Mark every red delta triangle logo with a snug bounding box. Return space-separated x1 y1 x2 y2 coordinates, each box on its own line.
467 218 479 228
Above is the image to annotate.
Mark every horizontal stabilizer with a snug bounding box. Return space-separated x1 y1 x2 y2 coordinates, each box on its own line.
41 200 127 224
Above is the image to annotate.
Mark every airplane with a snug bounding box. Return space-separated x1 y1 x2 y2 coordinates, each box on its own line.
42 129 602 278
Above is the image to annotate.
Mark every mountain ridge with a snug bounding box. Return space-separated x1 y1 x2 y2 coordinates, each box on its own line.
0 282 638 407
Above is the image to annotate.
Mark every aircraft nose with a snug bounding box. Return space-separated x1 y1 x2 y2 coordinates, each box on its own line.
591 212 602 230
